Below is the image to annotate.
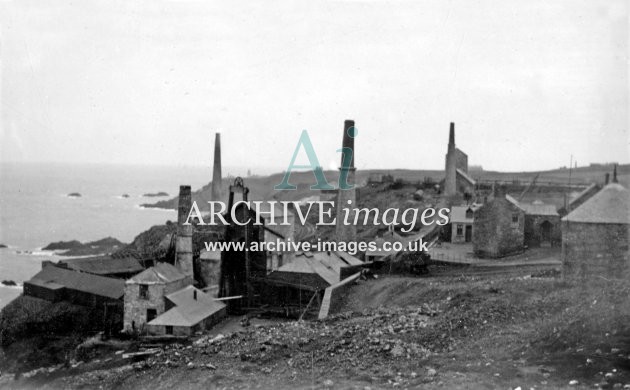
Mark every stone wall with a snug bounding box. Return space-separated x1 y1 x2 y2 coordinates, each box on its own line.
123 277 191 334
562 222 630 279
473 197 525 258
524 214 561 247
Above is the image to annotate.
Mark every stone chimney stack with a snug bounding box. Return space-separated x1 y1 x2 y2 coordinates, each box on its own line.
444 122 457 196
612 165 618 183
335 120 357 243
211 133 223 201
176 185 194 278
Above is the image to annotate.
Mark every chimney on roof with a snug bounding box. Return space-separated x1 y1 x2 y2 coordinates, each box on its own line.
605 173 610 185
176 185 194 279
612 165 618 183
193 289 197 300
211 133 223 201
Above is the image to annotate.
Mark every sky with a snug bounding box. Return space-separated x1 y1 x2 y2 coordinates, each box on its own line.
0 0 628 173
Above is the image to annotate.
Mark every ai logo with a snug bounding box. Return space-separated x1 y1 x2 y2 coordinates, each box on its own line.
274 127 357 191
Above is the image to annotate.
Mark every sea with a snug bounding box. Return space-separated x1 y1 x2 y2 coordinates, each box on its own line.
0 162 239 309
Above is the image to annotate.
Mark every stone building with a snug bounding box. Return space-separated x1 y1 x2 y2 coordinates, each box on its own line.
450 204 480 244
473 193 525 258
444 122 476 197
146 285 226 336
561 183 630 279
521 200 561 247
123 262 192 334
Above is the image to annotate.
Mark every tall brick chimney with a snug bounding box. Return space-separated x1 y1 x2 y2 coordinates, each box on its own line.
211 133 223 201
176 185 194 278
335 120 357 243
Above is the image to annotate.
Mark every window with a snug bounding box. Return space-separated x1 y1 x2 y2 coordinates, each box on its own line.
165 326 173 335
512 214 519 223
465 209 474 219
456 224 463 236
139 284 149 300
147 309 157 322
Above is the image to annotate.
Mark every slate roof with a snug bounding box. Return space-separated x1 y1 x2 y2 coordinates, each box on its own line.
505 195 526 212
562 183 630 224
148 286 225 327
58 256 143 276
28 265 125 299
266 251 363 289
520 202 558 217
456 169 476 185
449 204 481 224
127 262 187 285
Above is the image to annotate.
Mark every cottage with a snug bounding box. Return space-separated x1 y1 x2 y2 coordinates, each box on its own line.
521 200 561 247
561 183 630 279
473 193 525 258
123 262 193 334
146 285 226 336
449 204 480 243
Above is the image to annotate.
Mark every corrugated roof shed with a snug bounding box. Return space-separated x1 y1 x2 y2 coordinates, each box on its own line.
58 256 143 275
28 265 125 299
149 286 225 327
127 262 187 285
562 183 630 224
266 251 364 289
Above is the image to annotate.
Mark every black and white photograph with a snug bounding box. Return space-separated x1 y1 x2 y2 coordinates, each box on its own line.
0 1 628 389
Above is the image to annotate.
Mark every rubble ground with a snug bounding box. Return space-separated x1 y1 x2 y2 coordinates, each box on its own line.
3 268 630 390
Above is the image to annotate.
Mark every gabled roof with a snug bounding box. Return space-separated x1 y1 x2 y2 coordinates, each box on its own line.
520 202 558 217
267 251 363 288
58 256 143 276
149 286 225 327
456 169 476 185
562 183 630 224
449 204 481 223
127 262 187 285
505 195 526 212
569 183 601 208
28 265 125 299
